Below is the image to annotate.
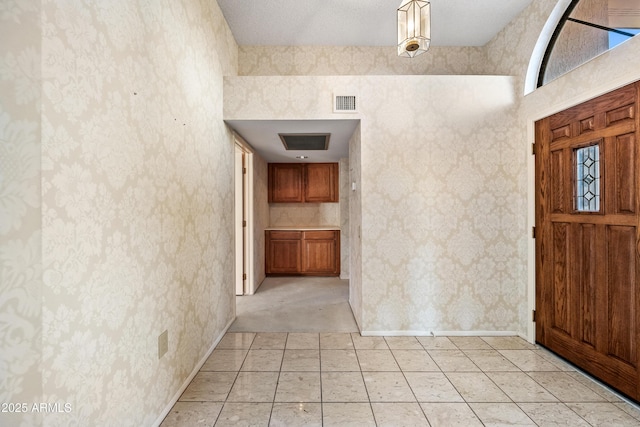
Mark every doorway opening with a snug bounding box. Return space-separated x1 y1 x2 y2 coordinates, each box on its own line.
234 136 255 296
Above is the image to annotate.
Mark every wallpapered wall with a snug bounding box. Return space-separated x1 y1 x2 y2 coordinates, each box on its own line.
348 124 363 329
1 1 43 426
3 0 238 425
269 203 340 227
252 152 269 293
239 45 488 76
339 158 350 280
224 75 522 334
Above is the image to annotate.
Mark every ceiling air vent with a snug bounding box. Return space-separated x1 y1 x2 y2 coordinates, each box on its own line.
333 95 357 113
279 133 330 151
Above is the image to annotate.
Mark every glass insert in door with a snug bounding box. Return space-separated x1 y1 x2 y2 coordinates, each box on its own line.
575 144 600 212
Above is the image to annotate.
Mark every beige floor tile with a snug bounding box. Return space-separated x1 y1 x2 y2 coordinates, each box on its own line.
320 332 354 349
251 332 287 349
363 371 416 402
417 336 457 350
285 333 319 349
449 336 492 350
566 371 623 402
371 402 429 426
201 349 248 372
160 401 222 427
321 372 369 402
226 371 279 402
535 349 577 371
405 372 464 402
518 403 591 426
179 372 237 402
320 349 360 371
392 349 440 371
351 333 389 349
274 371 321 402
322 402 376 426
527 371 607 402
463 349 520 372
240 349 284 372
217 333 255 350
567 402 640 426
469 402 537 426
487 372 558 402
481 336 537 350
616 401 640 422
281 349 320 371
269 402 322 427
428 349 481 372
420 402 483 427
356 349 400 371
214 402 272 426
384 336 423 349
499 349 563 371
445 372 510 402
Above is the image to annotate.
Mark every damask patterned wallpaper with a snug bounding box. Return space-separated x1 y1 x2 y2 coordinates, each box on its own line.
348 125 362 329
1 1 43 426
239 45 488 76
3 0 238 425
251 152 269 293
269 203 340 227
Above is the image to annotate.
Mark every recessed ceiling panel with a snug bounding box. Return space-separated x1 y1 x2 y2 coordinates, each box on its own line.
279 133 330 151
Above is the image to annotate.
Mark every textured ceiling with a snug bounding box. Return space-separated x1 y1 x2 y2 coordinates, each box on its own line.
216 0 532 47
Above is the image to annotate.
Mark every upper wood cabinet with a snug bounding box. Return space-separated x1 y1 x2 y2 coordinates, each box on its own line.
268 163 338 203
268 163 304 203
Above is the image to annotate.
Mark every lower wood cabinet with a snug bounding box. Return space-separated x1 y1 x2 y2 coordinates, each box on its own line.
266 230 340 276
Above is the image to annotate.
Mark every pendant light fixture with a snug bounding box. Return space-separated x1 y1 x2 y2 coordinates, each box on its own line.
397 0 431 58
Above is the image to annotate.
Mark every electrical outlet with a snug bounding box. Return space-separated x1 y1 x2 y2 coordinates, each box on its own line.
158 330 168 359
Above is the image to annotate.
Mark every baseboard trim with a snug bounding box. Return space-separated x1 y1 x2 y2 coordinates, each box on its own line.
152 317 234 427
360 330 521 337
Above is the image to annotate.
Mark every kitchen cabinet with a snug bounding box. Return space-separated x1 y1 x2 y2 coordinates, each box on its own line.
266 229 340 276
265 231 302 274
268 163 338 203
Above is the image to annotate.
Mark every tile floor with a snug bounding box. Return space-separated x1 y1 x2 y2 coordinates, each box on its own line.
161 333 640 426
161 278 640 425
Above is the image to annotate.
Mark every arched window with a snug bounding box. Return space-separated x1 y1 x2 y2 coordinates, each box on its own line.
537 0 640 88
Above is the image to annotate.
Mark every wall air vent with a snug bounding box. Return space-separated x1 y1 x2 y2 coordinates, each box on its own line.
333 95 357 113
279 133 330 151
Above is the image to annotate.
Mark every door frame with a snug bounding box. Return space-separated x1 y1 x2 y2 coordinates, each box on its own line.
234 133 256 295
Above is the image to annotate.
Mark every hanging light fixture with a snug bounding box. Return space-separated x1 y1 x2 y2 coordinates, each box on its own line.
397 0 431 58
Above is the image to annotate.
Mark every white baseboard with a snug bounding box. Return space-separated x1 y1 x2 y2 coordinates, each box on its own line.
152 317 235 427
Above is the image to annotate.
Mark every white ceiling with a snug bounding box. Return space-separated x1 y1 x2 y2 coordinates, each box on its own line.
219 0 532 162
228 120 359 163
216 0 532 47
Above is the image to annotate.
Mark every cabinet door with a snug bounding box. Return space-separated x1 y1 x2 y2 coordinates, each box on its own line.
302 231 339 275
269 164 303 203
304 163 338 203
266 231 302 274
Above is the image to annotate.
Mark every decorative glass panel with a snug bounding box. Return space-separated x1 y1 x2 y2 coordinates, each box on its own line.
576 145 600 212
538 0 640 88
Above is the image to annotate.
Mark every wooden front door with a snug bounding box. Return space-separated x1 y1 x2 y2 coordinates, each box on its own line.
535 82 640 401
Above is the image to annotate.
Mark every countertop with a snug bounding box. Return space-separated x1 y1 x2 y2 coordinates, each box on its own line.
265 226 340 231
